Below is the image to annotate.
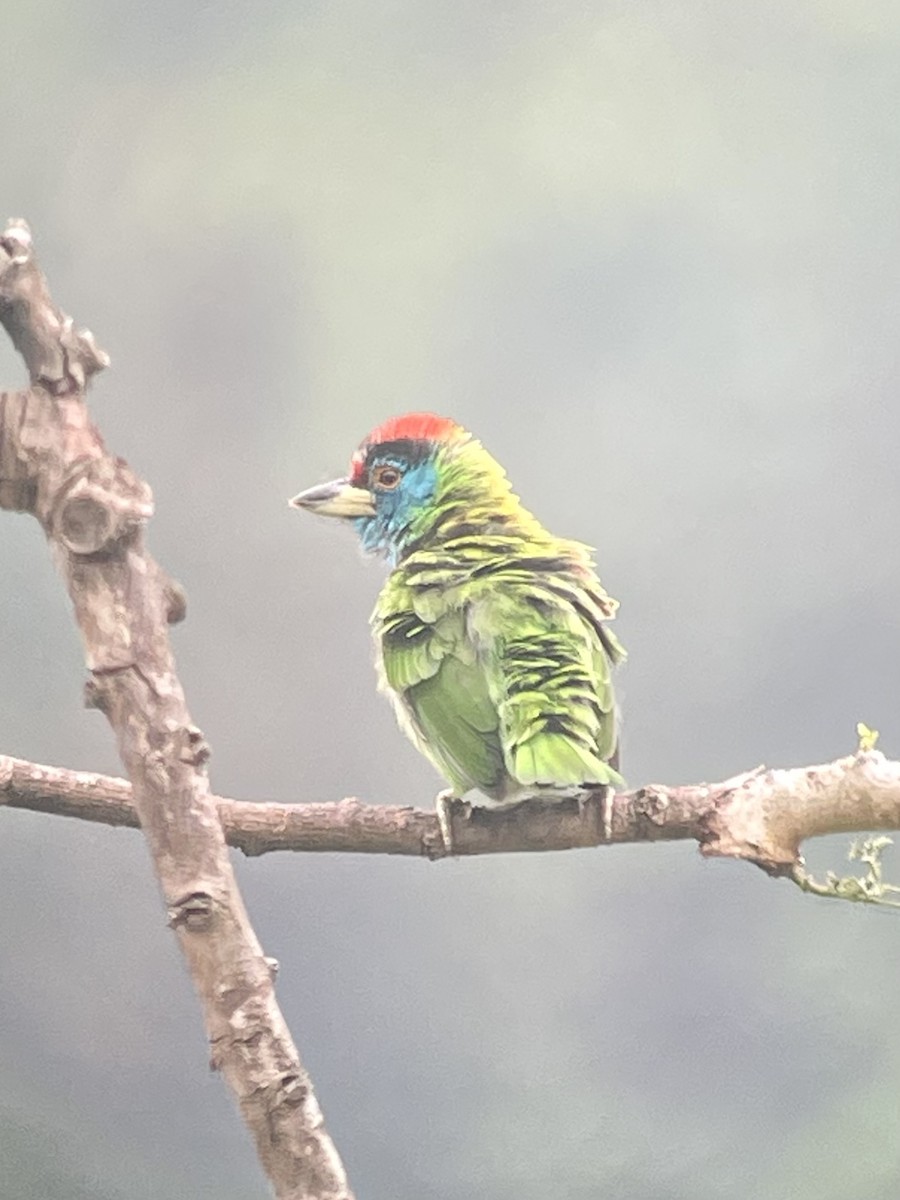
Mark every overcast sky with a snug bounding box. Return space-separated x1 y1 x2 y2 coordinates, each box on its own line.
3 3 900 1197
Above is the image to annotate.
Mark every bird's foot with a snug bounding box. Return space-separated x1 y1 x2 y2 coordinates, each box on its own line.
577 786 613 841
435 789 466 857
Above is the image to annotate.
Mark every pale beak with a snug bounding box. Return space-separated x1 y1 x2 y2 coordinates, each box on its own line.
289 477 376 519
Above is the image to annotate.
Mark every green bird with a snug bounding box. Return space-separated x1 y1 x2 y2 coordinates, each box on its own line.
290 413 625 850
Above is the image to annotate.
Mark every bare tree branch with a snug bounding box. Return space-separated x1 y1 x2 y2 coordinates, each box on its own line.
0 220 352 1200
3 748 900 884
1 219 897 1195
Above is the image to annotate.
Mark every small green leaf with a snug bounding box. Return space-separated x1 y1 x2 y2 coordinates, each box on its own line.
856 722 880 752
792 836 900 909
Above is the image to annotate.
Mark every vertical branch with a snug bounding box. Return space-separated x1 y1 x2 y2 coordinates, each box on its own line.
0 219 353 1200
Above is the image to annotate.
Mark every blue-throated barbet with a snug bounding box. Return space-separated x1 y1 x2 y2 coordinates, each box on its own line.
291 413 625 849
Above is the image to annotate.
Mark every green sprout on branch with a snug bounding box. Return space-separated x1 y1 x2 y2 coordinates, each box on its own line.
793 836 900 909
856 722 880 752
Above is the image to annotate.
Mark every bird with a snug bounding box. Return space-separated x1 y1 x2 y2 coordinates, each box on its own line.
290 413 625 852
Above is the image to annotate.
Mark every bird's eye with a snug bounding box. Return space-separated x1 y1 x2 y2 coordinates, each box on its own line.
372 464 403 490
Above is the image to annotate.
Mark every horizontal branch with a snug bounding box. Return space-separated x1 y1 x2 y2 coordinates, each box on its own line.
3 749 900 877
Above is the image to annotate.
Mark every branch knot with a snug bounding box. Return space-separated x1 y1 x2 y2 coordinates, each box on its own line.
50 457 153 554
168 891 216 931
632 785 670 829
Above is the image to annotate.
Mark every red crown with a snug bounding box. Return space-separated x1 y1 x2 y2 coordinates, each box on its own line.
363 412 462 448
350 413 465 481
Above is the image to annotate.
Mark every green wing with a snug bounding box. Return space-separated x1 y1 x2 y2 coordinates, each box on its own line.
373 540 625 799
470 579 624 792
373 579 506 796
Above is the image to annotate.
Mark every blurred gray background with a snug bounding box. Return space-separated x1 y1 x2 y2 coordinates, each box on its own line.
2 2 900 1197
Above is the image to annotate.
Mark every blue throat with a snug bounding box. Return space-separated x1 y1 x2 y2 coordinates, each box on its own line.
354 457 438 565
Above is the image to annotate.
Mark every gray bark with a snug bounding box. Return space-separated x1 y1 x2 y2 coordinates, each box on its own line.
0 219 352 1200
3 748 900 878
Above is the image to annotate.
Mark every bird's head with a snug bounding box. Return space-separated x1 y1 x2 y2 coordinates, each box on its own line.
291 413 523 562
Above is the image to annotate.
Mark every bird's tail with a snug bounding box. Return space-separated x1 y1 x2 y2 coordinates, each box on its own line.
511 732 624 792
